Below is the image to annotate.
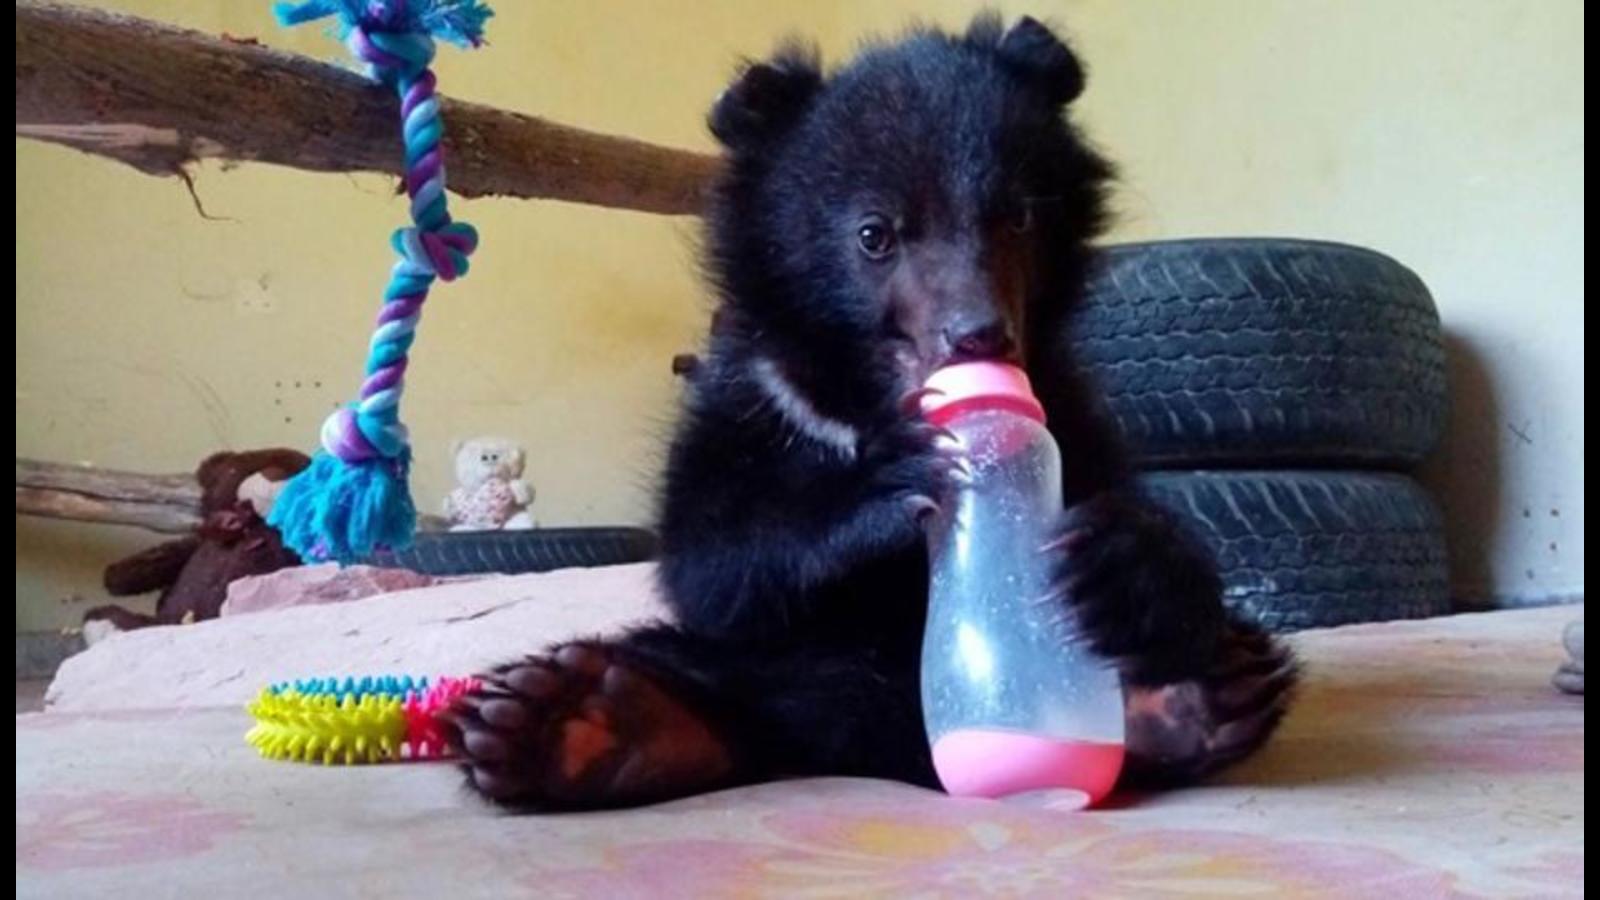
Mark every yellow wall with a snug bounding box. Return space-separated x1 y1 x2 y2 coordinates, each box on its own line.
16 0 844 630
1060 0 1586 607
17 1 1583 631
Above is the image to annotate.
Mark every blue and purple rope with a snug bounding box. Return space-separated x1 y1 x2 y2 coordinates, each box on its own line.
268 0 492 562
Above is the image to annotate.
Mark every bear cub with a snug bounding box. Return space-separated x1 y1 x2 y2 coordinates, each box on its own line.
444 14 1297 810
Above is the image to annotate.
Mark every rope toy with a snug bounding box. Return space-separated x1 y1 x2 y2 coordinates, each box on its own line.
246 674 479 764
267 0 493 563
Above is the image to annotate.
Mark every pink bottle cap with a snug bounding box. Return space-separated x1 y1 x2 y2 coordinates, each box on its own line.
920 362 1046 426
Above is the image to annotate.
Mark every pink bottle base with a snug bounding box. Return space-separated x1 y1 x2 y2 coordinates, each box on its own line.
931 729 1124 809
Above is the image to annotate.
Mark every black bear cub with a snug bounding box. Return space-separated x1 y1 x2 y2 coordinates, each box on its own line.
444 15 1297 809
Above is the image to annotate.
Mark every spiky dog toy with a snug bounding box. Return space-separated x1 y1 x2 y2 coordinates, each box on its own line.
246 674 477 765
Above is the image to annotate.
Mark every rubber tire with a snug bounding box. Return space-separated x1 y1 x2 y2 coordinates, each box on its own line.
364 527 658 576
1068 238 1447 469
1138 470 1450 632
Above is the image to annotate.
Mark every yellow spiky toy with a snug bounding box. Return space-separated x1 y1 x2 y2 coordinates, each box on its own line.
246 675 477 765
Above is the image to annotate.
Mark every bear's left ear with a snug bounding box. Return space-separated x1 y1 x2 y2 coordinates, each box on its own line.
709 41 823 153
992 16 1085 105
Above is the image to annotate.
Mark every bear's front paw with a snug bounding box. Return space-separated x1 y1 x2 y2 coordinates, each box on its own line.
1044 493 1224 684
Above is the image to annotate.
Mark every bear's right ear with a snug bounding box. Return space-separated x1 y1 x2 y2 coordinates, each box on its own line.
994 17 1085 105
449 438 465 459
709 41 822 152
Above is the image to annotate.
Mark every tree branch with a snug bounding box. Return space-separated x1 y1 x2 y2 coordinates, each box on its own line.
16 458 201 533
15 1 721 215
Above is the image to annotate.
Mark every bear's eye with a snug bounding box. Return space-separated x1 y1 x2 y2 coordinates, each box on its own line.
856 216 897 260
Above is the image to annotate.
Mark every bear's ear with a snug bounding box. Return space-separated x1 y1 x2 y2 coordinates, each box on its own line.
450 438 465 460
988 16 1085 106
709 41 823 152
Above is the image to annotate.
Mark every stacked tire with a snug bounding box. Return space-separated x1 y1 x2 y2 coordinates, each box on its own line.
1063 238 1450 632
364 527 659 576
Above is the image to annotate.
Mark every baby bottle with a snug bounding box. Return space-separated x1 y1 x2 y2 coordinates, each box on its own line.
920 362 1125 809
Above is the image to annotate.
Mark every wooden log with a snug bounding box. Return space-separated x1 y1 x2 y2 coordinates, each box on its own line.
16 458 201 533
15 1 721 215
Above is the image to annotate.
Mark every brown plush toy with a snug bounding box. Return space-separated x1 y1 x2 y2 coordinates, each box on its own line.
84 449 311 633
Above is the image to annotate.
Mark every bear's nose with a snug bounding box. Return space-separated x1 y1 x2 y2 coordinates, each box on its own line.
945 319 1016 361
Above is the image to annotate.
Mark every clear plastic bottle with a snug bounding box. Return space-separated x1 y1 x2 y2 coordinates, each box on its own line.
919 362 1125 809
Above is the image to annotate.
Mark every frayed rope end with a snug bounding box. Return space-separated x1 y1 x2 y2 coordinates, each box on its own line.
267 450 417 564
273 0 493 47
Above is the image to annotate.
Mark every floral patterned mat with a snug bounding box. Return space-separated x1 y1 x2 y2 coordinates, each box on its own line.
18 606 1583 899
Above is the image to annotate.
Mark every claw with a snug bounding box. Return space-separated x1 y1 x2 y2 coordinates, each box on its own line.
899 386 947 416
1038 528 1093 555
908 420 959 444
903 493 941 521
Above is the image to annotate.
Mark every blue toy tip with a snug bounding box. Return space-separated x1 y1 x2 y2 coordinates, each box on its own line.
273 0 493 47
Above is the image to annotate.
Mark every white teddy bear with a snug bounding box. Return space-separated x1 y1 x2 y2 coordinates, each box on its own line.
442 437 536 531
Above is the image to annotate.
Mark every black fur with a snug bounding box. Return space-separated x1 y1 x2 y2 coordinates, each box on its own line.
445 15 1297 810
